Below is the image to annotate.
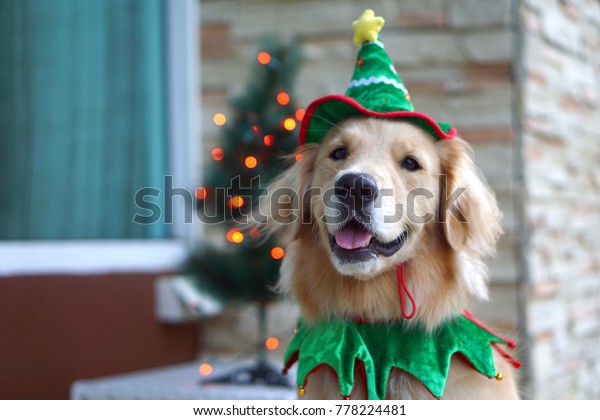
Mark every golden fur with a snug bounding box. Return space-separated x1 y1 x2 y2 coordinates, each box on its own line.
257 117 518 399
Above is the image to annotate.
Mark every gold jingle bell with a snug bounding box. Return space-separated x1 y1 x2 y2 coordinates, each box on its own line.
298 386 305 396
494 372 503 381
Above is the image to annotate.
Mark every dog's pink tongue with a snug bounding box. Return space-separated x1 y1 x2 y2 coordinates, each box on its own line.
335 225 373 250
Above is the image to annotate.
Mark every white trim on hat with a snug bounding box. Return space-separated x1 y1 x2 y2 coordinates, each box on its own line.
348 75 408 94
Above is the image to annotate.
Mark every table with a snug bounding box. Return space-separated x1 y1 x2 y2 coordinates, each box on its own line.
70 361 297 400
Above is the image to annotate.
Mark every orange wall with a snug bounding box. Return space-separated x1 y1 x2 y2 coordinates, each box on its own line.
0 274 198 399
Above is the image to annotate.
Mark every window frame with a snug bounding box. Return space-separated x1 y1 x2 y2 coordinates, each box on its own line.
0 0 201 277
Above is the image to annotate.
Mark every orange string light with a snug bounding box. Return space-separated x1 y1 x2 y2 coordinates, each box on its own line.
244 156 258 169
277 92 290 106
265 337 280 350
198 363 213 376
195 187 207 200
263 135 274 147
226 229 235 242
283 117 296 131
213 113 227 126
271 246 285 260
295 108 305 121
229 196 244 208
257 51 271 65
231 232 244 243
211 148 224 161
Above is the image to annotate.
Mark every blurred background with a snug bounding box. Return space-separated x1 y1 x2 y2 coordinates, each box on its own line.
1 0 599 400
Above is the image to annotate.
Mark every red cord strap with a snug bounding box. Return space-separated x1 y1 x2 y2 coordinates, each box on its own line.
397 263 416 319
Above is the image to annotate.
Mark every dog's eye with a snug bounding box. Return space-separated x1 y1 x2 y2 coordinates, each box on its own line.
329 147 348 161
400 156 421 171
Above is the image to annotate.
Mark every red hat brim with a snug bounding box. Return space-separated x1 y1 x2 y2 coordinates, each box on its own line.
299 94 456 145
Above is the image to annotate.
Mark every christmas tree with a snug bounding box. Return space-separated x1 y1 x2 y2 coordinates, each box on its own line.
185 36 302 385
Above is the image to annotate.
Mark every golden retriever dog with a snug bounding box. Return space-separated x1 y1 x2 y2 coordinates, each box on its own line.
256 116 519 399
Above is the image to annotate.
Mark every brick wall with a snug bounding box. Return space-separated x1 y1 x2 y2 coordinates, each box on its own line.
519 0 600 399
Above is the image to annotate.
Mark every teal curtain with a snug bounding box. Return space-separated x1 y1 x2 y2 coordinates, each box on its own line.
0 0 168 240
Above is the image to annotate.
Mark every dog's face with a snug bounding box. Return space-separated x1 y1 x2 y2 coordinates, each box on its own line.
259 115 502 325
309 118 442 279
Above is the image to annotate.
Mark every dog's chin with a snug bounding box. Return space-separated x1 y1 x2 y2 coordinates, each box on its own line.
330 255 395 279
328 220 408 279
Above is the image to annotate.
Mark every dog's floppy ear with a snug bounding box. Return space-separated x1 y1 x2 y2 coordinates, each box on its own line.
436 138 503 259
253 144 319 240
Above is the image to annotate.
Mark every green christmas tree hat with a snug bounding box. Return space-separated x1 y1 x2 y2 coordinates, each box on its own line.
299 9 456 145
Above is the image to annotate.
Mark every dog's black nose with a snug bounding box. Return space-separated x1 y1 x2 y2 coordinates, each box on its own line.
334 172 379 206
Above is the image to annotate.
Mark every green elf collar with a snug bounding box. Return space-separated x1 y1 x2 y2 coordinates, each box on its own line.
283 311 520 400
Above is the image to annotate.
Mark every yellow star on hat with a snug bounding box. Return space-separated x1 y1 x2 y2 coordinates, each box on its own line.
351 9 385 45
